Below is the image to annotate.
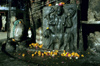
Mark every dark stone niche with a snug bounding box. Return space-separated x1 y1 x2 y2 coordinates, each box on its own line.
43 4 77 52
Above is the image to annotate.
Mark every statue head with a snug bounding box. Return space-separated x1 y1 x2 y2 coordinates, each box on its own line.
57 6 63 16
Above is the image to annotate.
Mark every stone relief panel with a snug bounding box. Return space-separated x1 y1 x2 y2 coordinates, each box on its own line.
43 4 77 52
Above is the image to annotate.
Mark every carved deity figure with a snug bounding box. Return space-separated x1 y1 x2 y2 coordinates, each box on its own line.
43 5 76 51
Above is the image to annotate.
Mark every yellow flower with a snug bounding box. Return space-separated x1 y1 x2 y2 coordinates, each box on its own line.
36 43 39 47
77 54 80 58
44 52 46 54
12 39 15 42
68 54 71 57
50 51 53 55
38 54 41 56
46 27 49 29
32 54 34 57
66 52 68 54
39 44 43 48
33 44 37 47
81 54 84 57
38 51 41 53
55 50 58 53
45 53 48 56
22 54 25 57
61 2 65 5
71 52 75 56
54 52 57 55
61 54 64 56
63 50 66 53
64 53 66 56
29 44 31 47
48 4 52 6
42 53 44 56
19 21 21 23
38 51 41 55
34 51 37 54
75 53 78 56
31 43 35 46
74 53 80 57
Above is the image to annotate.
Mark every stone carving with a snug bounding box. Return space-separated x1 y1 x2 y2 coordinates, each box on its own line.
88 0 100 21
88 31 100 53
43 4 77 52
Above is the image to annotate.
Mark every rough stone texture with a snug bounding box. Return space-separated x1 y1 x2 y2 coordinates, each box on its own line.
88 0 100 21
88 31 100 53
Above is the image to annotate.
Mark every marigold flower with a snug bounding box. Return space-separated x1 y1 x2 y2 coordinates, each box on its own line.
36 43 39 46
81 54 84 57
55 50 58 52
33 44 37 47
68 54 71 57
32 54 34 57
61 54 64 56
22 54 25 57
54 52 57 55
39 44 43 48
50 51 53 55
12 39 15 42
29 44 31 47
42 53 44 56
71 52 75 56
19 21 21 23
48 4 52 6
61 2 65 5
34 51 37 54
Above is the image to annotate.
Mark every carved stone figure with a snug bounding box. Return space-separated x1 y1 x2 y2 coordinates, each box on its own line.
43 4 77 51
43 28 57 50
